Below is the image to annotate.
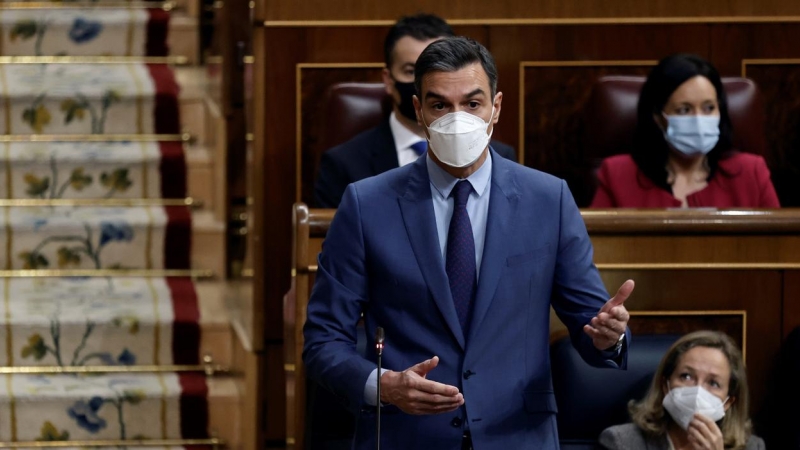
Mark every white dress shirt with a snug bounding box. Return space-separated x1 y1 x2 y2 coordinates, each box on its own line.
389 112 427 166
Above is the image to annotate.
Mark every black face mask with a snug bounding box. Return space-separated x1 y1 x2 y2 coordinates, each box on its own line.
392 78 419 122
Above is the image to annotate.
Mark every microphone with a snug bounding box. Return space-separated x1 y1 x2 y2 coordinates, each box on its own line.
375 327 385 450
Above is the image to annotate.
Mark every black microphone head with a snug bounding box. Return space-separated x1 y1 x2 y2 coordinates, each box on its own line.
375 327 385 343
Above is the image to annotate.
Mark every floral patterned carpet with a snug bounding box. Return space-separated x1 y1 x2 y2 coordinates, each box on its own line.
0 8 170 57
0 1 210 446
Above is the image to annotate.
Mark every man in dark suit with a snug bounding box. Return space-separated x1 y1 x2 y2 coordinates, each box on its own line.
304 37 634 449
314 14 516 208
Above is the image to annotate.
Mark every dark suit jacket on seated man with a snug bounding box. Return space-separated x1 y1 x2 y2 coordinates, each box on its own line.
312 14 515 209
303 37 634 449
314 115 517 208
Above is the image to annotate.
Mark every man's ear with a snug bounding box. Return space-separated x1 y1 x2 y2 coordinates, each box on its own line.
413 95 424 127
492 92 503 124
382 67 394 97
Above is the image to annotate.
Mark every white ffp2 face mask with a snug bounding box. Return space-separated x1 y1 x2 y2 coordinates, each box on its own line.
423 108 494 168
662 385 727 430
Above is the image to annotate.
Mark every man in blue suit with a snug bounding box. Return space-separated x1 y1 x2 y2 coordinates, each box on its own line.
303 37 634 449
313 14 516 208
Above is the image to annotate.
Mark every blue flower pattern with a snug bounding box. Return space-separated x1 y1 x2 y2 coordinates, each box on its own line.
98 222 134 248
67 396 107 433
116 349 136 365
68 18 102 44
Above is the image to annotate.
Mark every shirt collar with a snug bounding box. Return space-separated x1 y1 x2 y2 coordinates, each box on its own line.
426 150 493 200
389 111 426 153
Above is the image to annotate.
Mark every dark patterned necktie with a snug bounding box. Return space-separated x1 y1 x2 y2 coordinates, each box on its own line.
446 180 476 335
410 141 428 155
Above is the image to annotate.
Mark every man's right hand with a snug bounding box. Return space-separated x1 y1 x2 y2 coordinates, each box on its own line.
380 356 464 415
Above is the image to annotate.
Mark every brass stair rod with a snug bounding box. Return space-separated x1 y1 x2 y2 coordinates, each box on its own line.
0 56 189 65
0 269 215 278
0 1 175 10
0 198 202 207
0 133 191 142
0 438 224 448
0 364 230 375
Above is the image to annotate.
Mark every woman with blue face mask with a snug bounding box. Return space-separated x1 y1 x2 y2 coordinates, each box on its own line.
599 331 764 450
591 54 780 208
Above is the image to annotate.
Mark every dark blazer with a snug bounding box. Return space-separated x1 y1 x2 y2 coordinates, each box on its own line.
303 149 629 449
314 119 517 208
599 423 766 450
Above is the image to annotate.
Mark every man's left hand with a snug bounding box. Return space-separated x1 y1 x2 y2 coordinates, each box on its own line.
584 279 634 351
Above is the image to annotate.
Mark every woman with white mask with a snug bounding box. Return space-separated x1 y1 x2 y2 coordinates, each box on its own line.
591 54 780 208
599 331 764 450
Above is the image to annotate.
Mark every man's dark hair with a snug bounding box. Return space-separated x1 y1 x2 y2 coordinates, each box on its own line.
383 14 453 67
414 37 498 98
633 53 735 192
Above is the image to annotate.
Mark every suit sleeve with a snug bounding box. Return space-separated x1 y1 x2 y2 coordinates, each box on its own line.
302 184 376 413
551 180 630 369
590 159 616 208
598 426 625 449
314 149 350 208
754 156 780 207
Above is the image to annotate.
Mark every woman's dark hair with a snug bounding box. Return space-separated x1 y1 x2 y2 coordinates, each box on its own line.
633 53 735 191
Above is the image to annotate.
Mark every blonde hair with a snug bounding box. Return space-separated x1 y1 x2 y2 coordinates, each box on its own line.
629 330 751 448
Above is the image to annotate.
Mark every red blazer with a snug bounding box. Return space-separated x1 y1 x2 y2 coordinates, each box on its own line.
591 152 781 208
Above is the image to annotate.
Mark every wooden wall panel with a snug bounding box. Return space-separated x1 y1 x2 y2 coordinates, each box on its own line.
598 269 782 413
743 63 800 206
628 312 745 347
521 63 654 205
261 0 800 22
784 271 800 338
483 24 710 181
299 67 383 205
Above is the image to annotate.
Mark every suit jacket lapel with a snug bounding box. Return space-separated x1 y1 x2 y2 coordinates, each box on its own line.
370 120 400 175
398 157 465 349
468 151 518 342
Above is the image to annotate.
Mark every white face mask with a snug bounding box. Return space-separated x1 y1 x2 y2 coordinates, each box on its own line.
422 108 495 168
662 384 728 430
662 114 720 157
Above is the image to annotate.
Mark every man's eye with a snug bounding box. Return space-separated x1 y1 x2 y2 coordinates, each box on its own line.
468 101 480 109
432 103 445 110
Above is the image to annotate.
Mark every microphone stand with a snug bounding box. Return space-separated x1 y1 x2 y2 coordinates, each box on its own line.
375 327 385 450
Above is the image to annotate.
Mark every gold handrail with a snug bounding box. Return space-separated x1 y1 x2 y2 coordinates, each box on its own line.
0 438 224 448
0 198 201 207
0 56 188 65
0 1 175 10
0 364 229 376
0 269 214 278
0 133 191 142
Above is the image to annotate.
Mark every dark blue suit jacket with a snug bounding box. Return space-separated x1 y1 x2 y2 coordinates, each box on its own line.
314 119 517 208
303 150 629 449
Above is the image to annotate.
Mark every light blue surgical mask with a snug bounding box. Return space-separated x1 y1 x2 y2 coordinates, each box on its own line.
663 114 720 156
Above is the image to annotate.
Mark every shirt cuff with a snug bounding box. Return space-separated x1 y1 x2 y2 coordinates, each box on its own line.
363 368 390 406
600 334 626 365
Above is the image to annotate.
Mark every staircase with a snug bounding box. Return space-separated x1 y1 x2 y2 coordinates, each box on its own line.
0 1 236 449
